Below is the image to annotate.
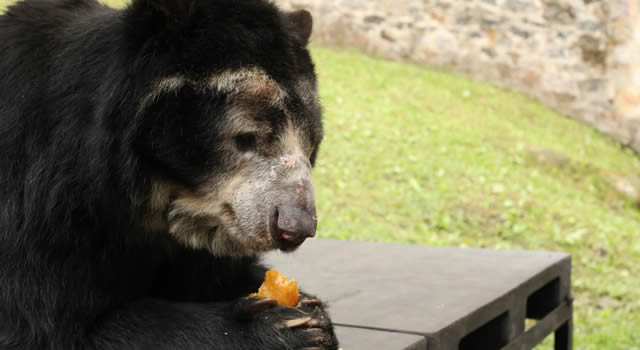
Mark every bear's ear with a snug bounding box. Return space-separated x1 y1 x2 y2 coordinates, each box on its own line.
287 9 313 46
126 0 195 32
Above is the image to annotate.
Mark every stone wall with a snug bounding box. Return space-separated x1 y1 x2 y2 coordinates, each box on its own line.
275 0 640 152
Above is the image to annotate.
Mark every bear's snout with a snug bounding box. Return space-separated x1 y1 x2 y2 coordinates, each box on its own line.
268 173 317 251
273 205 317 246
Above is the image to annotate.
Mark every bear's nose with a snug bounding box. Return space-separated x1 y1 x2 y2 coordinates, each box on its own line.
275 206 317 245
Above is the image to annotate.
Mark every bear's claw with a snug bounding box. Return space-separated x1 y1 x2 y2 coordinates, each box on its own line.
233 297 278 320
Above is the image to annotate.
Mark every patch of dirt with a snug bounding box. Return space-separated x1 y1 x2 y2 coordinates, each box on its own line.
608 174 640 203
527 147 571 168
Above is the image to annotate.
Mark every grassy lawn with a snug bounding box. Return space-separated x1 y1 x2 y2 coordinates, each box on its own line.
3 0 640 348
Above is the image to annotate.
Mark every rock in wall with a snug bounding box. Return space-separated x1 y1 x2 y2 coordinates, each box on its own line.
275 0 640 152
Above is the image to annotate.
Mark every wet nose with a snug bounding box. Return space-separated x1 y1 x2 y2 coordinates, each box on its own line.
276 206 317 245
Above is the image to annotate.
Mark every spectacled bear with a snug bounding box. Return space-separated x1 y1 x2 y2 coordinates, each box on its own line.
0 0 339 348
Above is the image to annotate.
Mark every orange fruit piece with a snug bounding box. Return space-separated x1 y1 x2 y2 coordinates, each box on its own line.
249 269 299 307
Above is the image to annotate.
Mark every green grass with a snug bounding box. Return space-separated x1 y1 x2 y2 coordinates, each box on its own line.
3 0 640 348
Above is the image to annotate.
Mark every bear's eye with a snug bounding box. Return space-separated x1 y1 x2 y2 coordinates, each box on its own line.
234 132 258 152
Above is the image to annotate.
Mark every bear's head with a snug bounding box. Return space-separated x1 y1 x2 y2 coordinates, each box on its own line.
127 0 322 256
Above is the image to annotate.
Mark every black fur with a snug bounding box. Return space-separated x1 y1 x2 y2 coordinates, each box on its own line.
0 0 335 348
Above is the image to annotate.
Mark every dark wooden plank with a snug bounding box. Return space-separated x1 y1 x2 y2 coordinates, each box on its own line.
264 239 569 335
334 326 427 350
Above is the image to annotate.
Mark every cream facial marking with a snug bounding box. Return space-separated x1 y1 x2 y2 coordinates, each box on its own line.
137 67 288 116
158 172 274 256
207 67 287 107
222 105 272 139
277 122 314 159
137 75 187 116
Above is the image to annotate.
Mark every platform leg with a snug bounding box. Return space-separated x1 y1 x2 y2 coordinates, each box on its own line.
553 314 572 350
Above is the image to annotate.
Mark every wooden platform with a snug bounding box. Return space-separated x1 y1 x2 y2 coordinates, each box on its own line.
264 239 573 350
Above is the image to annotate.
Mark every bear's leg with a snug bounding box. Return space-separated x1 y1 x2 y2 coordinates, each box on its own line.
89 296 338 350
